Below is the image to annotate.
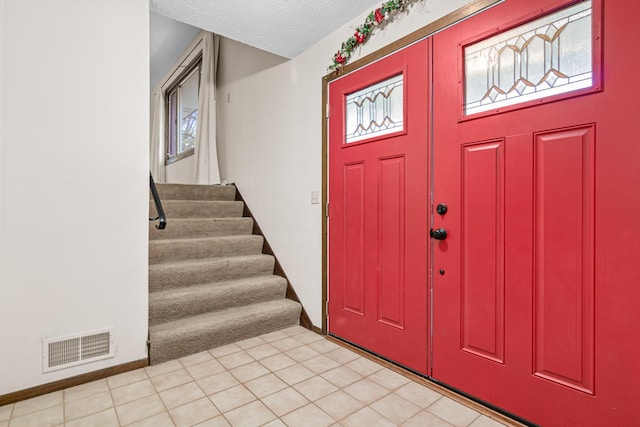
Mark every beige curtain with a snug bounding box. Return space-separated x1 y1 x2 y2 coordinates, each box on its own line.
149 89 165 183
194 33 221 184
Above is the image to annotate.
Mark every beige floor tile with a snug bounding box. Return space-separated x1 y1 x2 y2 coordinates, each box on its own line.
260 387 309 417
12 391 62 418
8 405 63 427
64 379 109 402
209 384 256 413
193 415 231 426
315 390 365 421
197 371 240 395
274 364 316 385
428 397 481 427
64 390 113 421
145 360 183 378
224 400 277 427
368 368 410 391
308 339 341 354
270 337 303 352
344 357 383 377
284 345 321 363
320 366 363 388
323 347 360 364
280 325 308 336
169 397 220 427
159 381 205 409
186 359 226 380
469 415 508 427
235 336 266 350
293 376 338 401
280 403 335 427
128 411 176 427
111 379 156 406
180 351 214 368
245 343 280 360
229 361 270 383
402 410 454 427
107 368 149 389
302 355 341 374
65 408 119 427
259 330 288 343
262 419 287 427
370 392 422 425
209 343 242 358
343 378 390 405
341 407 395 427
217 351 254 370
260 353 297 372
244 373 289 398
115 394 165 426
150 368 194 392
295 332 325 345
0 420 7 427
0 404 13 422
395 382 443 409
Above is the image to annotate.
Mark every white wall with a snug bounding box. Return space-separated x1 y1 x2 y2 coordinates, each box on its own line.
165 155 196 184
217 0 475 326
163 36 287 184
150 12 201 90
0 0 149 395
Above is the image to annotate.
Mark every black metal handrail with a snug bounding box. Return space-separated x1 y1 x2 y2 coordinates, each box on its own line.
149 172 166 230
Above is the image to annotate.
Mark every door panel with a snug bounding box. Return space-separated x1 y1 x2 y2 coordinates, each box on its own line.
432 0 640 424
461 140 505 364
328 40 430 374
533 125 595 394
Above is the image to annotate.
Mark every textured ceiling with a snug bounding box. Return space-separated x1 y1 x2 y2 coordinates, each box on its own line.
150 0 380 59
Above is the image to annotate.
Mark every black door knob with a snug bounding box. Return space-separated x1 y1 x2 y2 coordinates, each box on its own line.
430 227 448 240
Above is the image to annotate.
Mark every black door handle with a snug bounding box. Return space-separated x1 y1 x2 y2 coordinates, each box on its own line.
430 227 447 240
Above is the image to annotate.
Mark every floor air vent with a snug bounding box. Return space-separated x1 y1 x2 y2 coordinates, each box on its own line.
43 329 114 372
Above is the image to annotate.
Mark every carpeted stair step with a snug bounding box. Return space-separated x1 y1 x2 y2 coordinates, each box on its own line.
154 183 236 201
149 217 253 240
149 275 288 326
149 235 264 264
149 254 275 292
150 200 244 219
149 299 302 364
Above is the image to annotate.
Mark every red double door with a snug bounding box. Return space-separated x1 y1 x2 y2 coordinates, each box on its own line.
328 0 640 425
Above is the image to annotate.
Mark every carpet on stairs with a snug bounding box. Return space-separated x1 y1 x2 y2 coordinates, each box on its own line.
149 183 302 364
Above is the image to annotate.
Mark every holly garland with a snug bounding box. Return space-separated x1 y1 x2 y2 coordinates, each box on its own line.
329 0 418 71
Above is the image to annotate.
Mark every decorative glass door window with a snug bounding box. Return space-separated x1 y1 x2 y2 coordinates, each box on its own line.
464 1 593 116
345 74 404 143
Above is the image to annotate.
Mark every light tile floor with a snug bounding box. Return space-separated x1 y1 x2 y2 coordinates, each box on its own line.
0 326 513 427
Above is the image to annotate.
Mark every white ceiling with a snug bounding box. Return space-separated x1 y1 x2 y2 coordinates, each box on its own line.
150 0 380 59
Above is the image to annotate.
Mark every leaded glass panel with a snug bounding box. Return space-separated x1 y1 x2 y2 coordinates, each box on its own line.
464 1 592 115
345 74 404 143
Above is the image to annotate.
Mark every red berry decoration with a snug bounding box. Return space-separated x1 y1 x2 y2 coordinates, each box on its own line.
354 31 366 44
335 52 346 64
375 8 384 23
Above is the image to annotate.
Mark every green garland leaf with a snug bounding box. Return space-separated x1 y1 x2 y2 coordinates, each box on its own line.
329 0 419 71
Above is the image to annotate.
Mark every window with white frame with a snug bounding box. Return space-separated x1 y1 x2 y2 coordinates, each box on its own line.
166 58 201 163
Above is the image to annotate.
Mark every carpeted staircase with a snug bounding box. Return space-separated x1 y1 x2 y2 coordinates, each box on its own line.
148 183 302 365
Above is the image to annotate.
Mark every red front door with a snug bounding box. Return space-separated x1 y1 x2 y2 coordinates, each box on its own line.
328 40 430 374
432 0 640 424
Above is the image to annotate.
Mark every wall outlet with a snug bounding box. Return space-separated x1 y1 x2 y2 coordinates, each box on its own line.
311 190 320 204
